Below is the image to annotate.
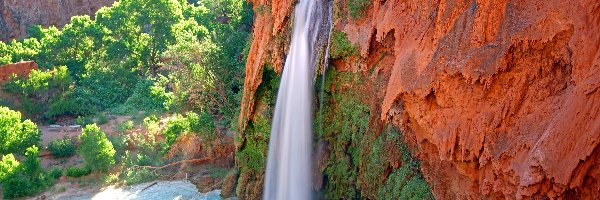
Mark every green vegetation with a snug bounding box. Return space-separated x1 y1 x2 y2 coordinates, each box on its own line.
347 0 371 19
48 138 76 157
330 31 359 60
0 107 41 155
66 166 92 177
320 70 433 199
79 124 116 172
48 167 63 179
0 0 254 132
161 111 216 153
0 0 254 197
0 146 52 198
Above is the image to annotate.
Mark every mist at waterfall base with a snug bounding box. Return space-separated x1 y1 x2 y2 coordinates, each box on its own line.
263 0 332 200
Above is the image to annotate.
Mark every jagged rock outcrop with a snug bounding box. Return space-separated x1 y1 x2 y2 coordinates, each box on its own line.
240 0 600 199
0 61 38 82
0 0 115 41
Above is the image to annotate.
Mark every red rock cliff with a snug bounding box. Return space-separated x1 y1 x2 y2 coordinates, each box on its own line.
240 0 600 199
0 61 38 82
0 0 115 41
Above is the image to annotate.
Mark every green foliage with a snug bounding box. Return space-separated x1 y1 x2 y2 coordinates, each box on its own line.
236 116 270 171
118 120 135 133
330 31 359 60
66 166 92 177
376 138 434 199
320 70 433 199
0 146 51 199
96 113 109 125
76 116 95 126
0 154 20 181
187 111 216 142
48 167 63 179
347 0 370 19
161 114 189 153
108 134 128 162
48 138 76 158
0 107 41 155
79 124 116 172
322 79 369 199
123 167 156 185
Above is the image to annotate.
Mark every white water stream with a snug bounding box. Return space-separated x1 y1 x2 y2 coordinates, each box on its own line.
263 0 332 199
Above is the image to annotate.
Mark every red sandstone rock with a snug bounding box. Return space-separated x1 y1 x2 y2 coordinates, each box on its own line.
0 61 38 82
240 0 600 198
0 0 115 41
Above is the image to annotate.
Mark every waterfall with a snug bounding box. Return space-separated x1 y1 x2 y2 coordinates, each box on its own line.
264 0 332 199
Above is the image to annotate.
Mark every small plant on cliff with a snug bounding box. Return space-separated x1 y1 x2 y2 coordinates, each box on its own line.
330 31 359 60
347 0 371 19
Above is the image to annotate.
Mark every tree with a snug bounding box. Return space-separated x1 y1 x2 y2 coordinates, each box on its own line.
0 107 41 155
79 124 116 172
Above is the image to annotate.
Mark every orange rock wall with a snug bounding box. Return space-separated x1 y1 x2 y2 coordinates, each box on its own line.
0 61 38 82
0 0 115 41
240 0 600 199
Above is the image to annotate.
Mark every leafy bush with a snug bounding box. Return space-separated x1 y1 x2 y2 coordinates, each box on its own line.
161 114 190 153
48 138 76 157
187 111 216 142
118 120 135 133
108 134 128 162
75 116 94 126
48 167 63 179
123 168 156 185
0 107 41 155
0 146 51 198
79 124 116 172
96 114 109 125
65 166 92 177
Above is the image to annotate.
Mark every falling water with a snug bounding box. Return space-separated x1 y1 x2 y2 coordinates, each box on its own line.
264 0 332 200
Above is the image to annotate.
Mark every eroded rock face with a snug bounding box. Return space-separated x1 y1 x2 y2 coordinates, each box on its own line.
240 0 600 199
0 0 115 41
0 61 38 82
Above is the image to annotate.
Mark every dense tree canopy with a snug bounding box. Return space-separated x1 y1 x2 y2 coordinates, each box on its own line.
0 0 253 128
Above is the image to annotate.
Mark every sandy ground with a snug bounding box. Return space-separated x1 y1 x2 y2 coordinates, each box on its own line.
32 180 221 200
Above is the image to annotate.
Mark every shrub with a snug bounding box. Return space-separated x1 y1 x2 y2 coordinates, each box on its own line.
187 111 216 142
75 116 94 126
0 107 41 155
96 113 109 125
65 166 92 177
48 167 63 179
79 124 116 172
48 138 76 157
161 114 189 153
347 0 371 19
123 168 156 185
118 120 135 133
1 146 51 198
330 31 359 60
108 134 128 162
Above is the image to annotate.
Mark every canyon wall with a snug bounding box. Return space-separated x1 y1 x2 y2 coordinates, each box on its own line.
239 0 600 199
0 0 115 41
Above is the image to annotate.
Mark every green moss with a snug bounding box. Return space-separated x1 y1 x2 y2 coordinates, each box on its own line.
320 69 433 199
347 0 371 20
322 70 369 199
330 31 359 60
